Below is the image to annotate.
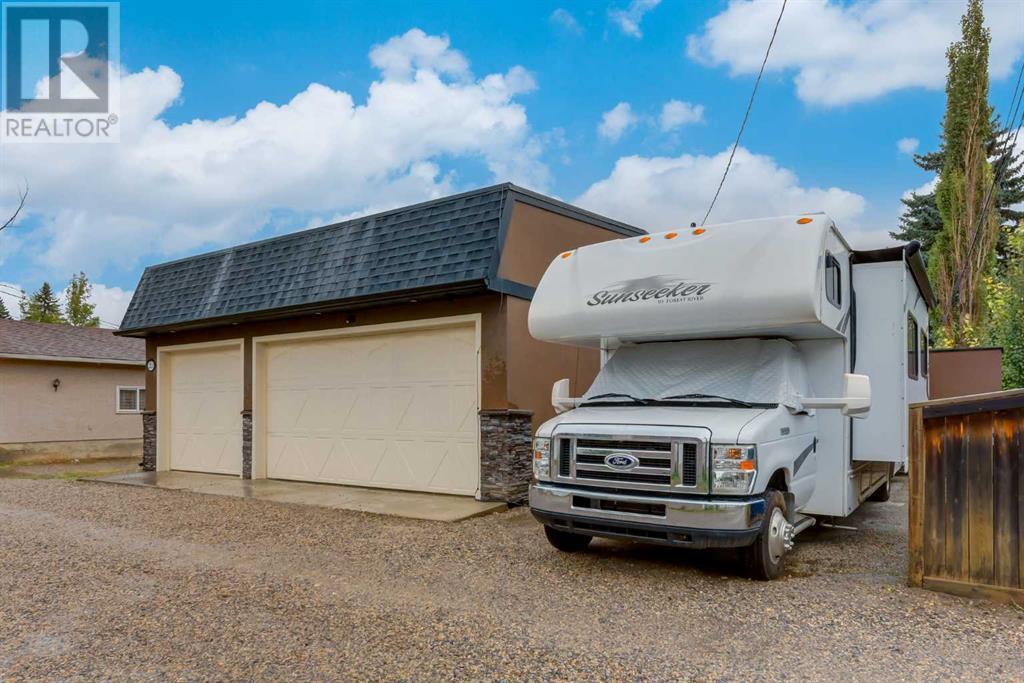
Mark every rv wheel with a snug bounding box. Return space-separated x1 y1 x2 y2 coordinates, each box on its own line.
544 525 593 552
745 489 788 581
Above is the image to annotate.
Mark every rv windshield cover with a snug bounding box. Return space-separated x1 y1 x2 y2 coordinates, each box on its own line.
584 338 811 410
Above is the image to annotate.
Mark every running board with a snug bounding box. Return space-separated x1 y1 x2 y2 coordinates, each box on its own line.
792 514 816 536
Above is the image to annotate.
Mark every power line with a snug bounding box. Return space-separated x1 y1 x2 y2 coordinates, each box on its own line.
701 0 787 226
0 283 120 328
950 57 1024 308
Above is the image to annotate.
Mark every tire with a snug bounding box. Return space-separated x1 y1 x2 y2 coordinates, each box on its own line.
744 489 788 581
544 525 593 552
869 477 891 502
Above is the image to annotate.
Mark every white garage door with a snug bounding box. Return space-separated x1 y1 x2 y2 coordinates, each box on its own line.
264 323 479 495
167 345 242 475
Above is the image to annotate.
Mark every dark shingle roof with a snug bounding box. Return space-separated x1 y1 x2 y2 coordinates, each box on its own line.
0 319 144 363
119 184 641 335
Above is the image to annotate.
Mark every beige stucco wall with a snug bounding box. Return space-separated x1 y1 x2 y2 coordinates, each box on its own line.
0 358 145 444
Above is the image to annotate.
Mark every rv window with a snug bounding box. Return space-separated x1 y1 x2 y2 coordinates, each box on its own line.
825 253 841 308
907 315 919 379
921 330 929 377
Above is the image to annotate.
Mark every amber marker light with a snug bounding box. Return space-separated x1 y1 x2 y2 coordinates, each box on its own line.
560 251 573 259
693 228 706 235
796 217 813 224
665 232 678 240
739 460 756 471
639 236 651 243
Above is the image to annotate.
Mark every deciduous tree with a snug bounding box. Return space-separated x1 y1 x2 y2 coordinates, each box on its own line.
927 0 1001 344
64 272 100 327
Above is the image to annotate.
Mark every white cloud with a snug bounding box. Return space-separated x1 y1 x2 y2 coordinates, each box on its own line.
598 102 639 142
897 137 920 155
903 177 938 201
845 229 902 250
88 283 135 328
0 282 25 318
550 8 583 34
574 146 866 230
687 0 1024 106
368 29 470 81
0 29 548 280
609 0 661 38
659 100 705 131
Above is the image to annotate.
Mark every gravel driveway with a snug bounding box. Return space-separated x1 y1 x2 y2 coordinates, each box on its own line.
1 478 1021 681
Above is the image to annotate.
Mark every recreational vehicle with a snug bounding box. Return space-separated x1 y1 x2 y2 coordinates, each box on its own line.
527 215 933 579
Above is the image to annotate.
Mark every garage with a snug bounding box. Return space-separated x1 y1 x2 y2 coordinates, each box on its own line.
257 319 480 495
121 184 644 502
160 342 243 475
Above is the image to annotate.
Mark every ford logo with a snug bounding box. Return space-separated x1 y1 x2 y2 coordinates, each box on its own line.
605 453 639 470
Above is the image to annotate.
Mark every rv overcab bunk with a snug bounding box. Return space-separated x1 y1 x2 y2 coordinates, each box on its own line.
527 214 934 579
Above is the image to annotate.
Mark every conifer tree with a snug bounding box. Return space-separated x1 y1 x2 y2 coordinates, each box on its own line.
893 124 1024 257
20 282 66 324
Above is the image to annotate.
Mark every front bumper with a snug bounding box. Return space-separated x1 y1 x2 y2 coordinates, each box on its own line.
530 482 765 549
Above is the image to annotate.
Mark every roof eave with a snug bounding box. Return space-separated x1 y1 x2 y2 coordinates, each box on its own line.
116 279 491 337
0 353 144 366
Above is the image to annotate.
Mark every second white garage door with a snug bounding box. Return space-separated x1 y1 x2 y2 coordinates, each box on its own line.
262 323 480 495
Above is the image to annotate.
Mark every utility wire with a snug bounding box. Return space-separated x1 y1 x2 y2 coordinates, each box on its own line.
950 57 1024 306
702 0 787 226
0 282 119 328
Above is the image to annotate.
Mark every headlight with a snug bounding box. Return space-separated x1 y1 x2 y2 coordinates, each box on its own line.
711 444 756 494
532 437 551 482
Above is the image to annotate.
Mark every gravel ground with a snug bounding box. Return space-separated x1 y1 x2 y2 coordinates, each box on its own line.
1 478 1021 682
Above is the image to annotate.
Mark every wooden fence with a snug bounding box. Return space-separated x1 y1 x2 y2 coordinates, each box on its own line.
908 390 1024 604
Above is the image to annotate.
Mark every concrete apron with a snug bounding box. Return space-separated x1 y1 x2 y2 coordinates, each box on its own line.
85 471 508 522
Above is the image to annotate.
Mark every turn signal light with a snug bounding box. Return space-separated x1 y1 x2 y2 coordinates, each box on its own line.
639 236 651 243
560 251 573 259
739 461 756 471
797 217 813 225
693 228 706 235
665 232 678 240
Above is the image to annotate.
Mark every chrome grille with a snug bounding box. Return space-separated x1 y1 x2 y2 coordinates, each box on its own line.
576 439 671 452
680 442 698 487
557 439 572 477
574 469 672 485
554 433 707 493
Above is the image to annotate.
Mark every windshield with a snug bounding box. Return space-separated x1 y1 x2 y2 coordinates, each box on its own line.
582 338 810 409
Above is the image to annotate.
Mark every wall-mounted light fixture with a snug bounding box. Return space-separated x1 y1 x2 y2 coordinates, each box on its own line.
52 378 61 392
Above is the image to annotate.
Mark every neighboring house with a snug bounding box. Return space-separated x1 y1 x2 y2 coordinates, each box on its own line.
118 184 644 502
0 319 146 462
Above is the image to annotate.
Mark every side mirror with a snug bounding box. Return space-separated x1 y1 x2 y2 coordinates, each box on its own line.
551 378 577 414
800 373 871 419
840 373 871 418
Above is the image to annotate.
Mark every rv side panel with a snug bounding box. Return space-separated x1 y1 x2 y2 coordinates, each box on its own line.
851 261 908 464
796 338 850 516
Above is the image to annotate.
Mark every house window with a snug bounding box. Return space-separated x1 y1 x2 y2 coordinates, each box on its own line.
117 386 146 413
907 315 919 380
825 252 842 308
920 330 929 377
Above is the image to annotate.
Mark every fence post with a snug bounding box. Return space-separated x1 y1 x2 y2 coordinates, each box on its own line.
907 405 925 587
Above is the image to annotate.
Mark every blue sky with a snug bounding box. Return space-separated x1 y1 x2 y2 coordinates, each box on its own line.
2 0 1023 325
